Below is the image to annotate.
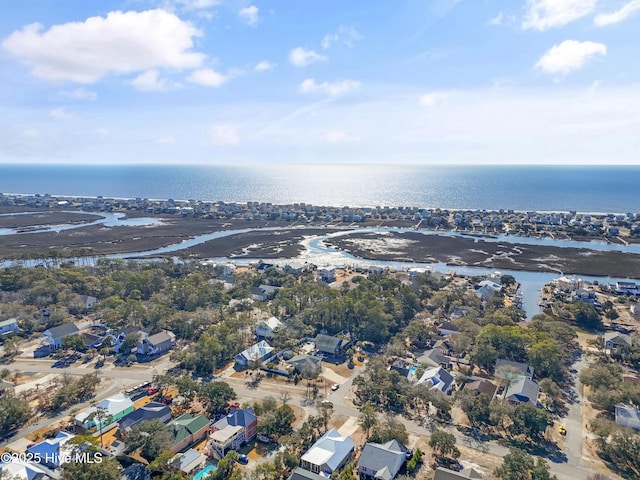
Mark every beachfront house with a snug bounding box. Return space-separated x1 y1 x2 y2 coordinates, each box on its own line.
137 331 176 356
358 439 408 480
317 266 338 283
75 393 134 430
300 429 354 475
43 323 80 349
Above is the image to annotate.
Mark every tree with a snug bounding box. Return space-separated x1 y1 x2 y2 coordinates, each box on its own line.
2 336 20 358
494 447 535 480
569 301 601 329
211 451 242 480
258 404 296 440
199 381 236 416
62 334 86 352
358 403 378 440
0 393 32 437
509 402 552 440
428 431 460 460
458 391 491 429
369 415 408 445
61 456 120 480
127 419 173 461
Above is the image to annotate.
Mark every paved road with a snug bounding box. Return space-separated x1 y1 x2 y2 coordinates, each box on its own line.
3 356 614 479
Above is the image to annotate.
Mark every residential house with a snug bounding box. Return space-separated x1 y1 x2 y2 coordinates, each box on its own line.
114 327 141 354
417 349 452 369
464 379 497 398
358 439 408 480
0 457 49 480
118 402 172 433
256 317 284 339
438 321 459 336
287 467 326 480
300 429 354 475
120 463 151 480
475 280 502 300
43 323 79 349
137 331 176 356
80 295 98 309
416 366 455 394
235 340 275 369
315 334 344 357
170 413 210 453
433 466 483 480
554 276 582 292
389 359 417 382
170 448 206 475
0 318 18 335
27 431 75 469
495 359 534 379
317 266 337 283
209 407 258 459
504 376 540 405
287 355 323 377
75 393 134 430
615 281 638 295
615 404 640 431
604 332 632 351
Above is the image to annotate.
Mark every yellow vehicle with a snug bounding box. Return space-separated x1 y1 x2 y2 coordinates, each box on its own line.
558 425 567 435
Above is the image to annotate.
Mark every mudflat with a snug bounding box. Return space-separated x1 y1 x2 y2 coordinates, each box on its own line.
1 208 639 279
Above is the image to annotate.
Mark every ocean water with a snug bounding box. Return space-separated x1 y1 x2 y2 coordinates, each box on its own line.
0 164 639 213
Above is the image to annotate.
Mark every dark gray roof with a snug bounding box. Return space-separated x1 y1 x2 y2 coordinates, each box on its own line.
121 464 151 480
45 323 79 339
464 379 497 397
118 402 171 431
147 331 175 346
315 334 343 353
358 440 407 480
418 349 450 367
288 467 326 480
505 376 540 404
434 467 483 480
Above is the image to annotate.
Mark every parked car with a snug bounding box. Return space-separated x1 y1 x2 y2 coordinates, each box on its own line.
146 387 158 395
257 435 271 444
331 383 339 391
558 425 567 435
237 454 249 464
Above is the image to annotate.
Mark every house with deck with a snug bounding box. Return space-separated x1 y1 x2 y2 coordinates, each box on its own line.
358 439 408 480
137 331 176 356
43 323 79 349
235 340 275 369
209 407 258 459
300 429 354 476
169 413 210 453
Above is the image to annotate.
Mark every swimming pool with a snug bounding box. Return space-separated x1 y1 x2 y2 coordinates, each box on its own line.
194 464 217 480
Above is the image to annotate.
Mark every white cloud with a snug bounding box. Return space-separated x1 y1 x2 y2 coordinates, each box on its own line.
174 0 219 9
23 128 39 138
208 123 239 146
535 40 607 75
59 88 97 101
324 131 360 144
595 0 640 25
418 92 447 107
131 70 167 91
254 60 275 72
1 9 204 83
299 78 360 96
187 68 228 87
489 12 504 26
289 47 327 67
157 135 177 145
49 107 74 119
239 6 259 26
522 0 597 30
321 26 362 49
197 11 217 20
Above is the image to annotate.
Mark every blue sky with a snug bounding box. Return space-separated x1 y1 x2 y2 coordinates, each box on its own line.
1 0 639 165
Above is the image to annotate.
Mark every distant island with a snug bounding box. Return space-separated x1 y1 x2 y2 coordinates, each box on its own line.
1 192 640 279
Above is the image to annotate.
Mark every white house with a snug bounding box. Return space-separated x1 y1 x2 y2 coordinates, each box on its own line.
317 266 338 283
417 366 455 394
300 429 354 475
235 340 275 368
255 317 284 339
75 393 134 430
615 404 640 431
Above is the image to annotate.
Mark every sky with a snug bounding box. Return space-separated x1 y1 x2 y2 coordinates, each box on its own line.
0 0 639 165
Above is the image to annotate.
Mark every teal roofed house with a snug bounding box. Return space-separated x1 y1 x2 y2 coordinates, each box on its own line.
75 393 134 430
